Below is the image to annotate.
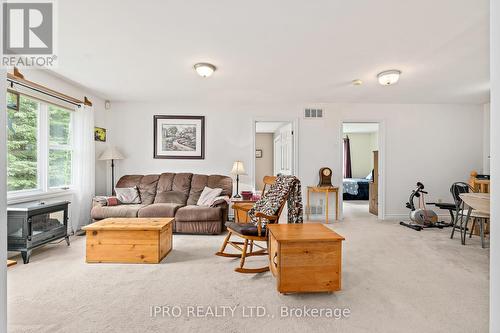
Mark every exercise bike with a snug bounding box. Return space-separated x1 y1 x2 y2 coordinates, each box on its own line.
400 182 452 231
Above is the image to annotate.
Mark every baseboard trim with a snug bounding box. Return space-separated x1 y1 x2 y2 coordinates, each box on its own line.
385 213 452 221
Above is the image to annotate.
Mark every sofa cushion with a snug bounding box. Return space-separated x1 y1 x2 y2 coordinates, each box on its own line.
138 203 182 218
156 173 175 192
175 205 222 222
154 173 193 205
173 173 193 195
116 175 142 189
187 174 232 205
225 222 265 236
208 175 233 197
175 220 222 234
187 174 209 205
116 175 159 205
91 204 145 220
138 174 160 205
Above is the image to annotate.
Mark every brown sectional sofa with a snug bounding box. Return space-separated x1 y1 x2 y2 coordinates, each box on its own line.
91 173 232 234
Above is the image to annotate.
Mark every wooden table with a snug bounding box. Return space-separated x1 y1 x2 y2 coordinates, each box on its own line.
82 218 173 264
306 186 339 223
230 198 258 223
459 193 490 247
267 223 345 293
460 193 490 213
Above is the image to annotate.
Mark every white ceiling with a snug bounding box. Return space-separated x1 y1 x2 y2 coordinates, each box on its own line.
343 123 379 134
52 0 489 104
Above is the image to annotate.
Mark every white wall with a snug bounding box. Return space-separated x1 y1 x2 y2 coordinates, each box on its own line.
344 132 377 178
108 102 483 219
255 133 273 190
0 69 8 333
483 103 490 174
490 0 499 331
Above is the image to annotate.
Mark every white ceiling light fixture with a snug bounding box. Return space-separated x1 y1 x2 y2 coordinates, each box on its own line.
194 63 216 77
377 70 401 86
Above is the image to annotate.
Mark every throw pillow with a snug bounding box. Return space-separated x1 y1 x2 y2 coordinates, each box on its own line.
197 187 223 206
210 195 230 207
106 197 120 206
115 187 141 204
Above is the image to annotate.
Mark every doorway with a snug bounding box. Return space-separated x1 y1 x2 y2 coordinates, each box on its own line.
254 121 295 191
342 122 380 219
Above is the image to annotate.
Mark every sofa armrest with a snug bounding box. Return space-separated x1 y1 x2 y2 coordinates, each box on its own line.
92 196 121 208
92 197 106 208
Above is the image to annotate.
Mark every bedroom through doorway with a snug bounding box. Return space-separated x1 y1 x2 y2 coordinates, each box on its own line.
342 123 380 218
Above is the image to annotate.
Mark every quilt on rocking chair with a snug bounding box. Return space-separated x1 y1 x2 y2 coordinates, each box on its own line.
247 174 304 226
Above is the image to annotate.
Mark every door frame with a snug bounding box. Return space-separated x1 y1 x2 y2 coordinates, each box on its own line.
273 135 281 176
252 117 299 191
339 120 386 220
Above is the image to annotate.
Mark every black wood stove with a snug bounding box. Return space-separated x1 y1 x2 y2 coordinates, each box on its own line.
7 201 70 264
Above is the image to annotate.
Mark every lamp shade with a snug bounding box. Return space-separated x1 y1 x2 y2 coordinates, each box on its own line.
98 146 125 160
231 161 246 175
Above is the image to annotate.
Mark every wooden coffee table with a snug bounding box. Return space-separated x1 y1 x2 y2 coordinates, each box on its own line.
82 218 173 264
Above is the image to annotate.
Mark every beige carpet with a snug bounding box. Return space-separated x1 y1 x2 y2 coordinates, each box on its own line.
7 209 489 333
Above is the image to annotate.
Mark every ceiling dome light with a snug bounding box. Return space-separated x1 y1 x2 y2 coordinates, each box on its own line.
194 63 216 77
377 70 401 86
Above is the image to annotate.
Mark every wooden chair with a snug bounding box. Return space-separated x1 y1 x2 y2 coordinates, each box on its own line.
232 176 276 223
215 176 287 273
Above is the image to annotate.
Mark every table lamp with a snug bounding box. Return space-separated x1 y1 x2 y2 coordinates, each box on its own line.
230 161 246 198
98 146 125 195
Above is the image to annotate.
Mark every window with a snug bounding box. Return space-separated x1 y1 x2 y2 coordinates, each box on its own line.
7 94 39 192
6 91 74 196
49 105 72 188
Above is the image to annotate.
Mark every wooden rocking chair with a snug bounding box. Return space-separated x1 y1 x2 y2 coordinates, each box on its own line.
215 176 288 273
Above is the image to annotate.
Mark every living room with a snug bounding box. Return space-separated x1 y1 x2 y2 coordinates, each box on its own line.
0 0 499 332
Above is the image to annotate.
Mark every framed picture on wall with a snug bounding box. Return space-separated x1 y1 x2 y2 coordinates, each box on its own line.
255 149 263 158
94 127 107 142
153 115 205 159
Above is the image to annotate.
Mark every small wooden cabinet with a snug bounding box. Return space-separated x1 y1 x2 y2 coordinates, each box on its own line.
369 150 379 216
267 223 345 293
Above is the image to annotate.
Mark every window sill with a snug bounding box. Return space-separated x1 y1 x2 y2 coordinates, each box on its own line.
7 189 74 205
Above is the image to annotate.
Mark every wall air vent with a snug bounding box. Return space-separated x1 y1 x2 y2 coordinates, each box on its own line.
304 108 323 119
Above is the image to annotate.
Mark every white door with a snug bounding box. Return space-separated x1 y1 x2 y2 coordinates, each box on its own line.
273 123 294 175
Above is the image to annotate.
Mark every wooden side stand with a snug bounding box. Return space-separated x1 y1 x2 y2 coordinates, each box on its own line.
469 170 490 193
267 223 345 293
306 186 339 223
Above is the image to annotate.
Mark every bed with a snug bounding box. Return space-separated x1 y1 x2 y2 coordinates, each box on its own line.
343 178 371 200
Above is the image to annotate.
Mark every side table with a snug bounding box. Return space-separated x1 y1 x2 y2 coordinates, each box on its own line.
230 198 258 223
306 186 339 223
